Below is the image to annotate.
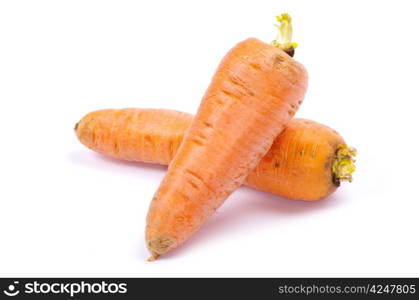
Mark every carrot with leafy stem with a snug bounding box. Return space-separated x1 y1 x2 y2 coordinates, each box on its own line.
75 108 356 201
145 13 308 260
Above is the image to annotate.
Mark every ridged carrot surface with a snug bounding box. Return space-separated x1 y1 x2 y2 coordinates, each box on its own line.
145 33 308 259
75 108 193 165
75 108 356 202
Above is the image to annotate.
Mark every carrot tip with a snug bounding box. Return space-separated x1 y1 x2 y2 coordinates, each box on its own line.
147 236 173 257
332 144 357 186
147 254 159 262
271 13 298 56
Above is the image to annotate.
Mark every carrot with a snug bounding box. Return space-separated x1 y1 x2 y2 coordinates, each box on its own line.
75 108 193 165
145 14 308 259
75 108 356 202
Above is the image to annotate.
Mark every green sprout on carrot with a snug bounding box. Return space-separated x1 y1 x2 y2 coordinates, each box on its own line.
332 144 357 186
271 13 298 57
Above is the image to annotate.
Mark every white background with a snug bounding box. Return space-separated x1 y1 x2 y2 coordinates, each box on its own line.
1 0 418 277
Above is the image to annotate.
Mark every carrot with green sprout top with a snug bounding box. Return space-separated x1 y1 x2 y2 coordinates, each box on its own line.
144 13 308 260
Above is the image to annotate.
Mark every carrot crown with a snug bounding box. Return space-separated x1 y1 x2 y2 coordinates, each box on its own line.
332 144 357 186
271 13 298 57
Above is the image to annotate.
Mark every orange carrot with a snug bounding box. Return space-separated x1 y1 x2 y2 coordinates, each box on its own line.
75 108 356 201
145 14 308 259
75 108 193 165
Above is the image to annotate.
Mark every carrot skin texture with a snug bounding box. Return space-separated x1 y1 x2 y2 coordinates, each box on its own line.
145 38 308 258
75 108 193 165
76 109 343 201
245 118 344 201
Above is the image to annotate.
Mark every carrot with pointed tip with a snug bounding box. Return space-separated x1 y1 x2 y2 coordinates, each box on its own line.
145 14 309 260
75 108 356 201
